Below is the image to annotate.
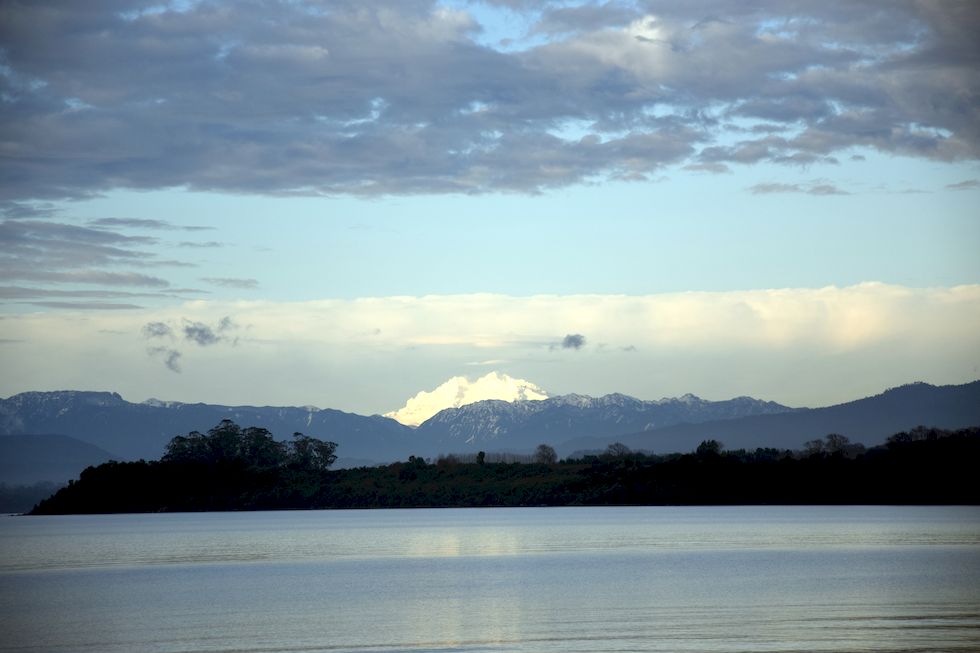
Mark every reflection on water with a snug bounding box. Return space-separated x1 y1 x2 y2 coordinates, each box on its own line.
3 505 979 572
1 506 978 652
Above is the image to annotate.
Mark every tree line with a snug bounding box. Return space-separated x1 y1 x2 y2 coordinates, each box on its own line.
28 424 979 514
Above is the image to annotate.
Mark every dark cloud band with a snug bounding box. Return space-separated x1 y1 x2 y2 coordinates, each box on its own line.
0 1 975 201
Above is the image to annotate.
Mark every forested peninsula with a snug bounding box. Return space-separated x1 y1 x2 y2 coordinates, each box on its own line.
29 421 979 514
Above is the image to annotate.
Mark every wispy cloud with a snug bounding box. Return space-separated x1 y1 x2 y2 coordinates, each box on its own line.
6 269 171 287
89 218 214 231
201 277 259 289
748 182 849 195
946 179 979 191
0 202 61 219
0 218 248 306
0 286 164 300
142 321 174 339
26 301 144 310
148 346 182 373
0 219 172 290
807 184 849 196
178 241 224 248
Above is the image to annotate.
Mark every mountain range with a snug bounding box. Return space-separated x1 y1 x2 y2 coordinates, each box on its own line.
2 380 978 485
416 392 793 450
559 380 980 456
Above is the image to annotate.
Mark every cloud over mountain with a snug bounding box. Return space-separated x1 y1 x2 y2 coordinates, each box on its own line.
385 371 549 426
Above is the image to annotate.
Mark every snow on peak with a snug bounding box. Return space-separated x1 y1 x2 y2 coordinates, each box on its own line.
385 371 548 426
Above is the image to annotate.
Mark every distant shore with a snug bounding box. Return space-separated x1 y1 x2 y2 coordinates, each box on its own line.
29 426 979 514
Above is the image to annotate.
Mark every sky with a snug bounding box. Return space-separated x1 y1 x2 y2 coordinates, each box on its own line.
1 0 978 415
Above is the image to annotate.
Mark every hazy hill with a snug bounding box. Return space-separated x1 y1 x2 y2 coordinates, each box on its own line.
0 391 415 463
559 381 980 455
0 434 116 485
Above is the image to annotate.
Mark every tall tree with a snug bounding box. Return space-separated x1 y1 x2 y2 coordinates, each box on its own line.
534 444 558 465
289 432 338 471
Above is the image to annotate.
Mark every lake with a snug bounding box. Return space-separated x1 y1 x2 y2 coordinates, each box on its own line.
0 506 978 652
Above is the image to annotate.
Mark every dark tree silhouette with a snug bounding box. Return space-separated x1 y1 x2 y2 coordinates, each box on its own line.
534 444 558 465
803 438 825 457
239 426 288 468
825 433 850 453
604 442 631 458
162 420 334 471
29 426 980 514
696 439 723 456
288 432 338 471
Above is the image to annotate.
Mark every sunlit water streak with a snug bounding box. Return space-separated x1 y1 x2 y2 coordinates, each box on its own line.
0 506 978 652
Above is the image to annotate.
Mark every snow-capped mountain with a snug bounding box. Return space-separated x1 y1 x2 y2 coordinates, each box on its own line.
384 371 548 426
415 392 795 448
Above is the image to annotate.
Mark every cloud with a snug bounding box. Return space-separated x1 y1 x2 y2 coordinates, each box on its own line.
182 316 238 346
0 216 246 309
170 288 210 295
162 350 182 373
946 179 979 191
534 2 640 35
0 1 976 200
201 277 259 289
148 346 182 373
24 301 143 310
8 270 171 287
89 218 173 230
143 316 236 345
0 218 182 297
142 321 173 339
1 286 165 300
140 315 236 370
684 162 731 174
0 202 61 219
88 218 214 231
183 321 221 346
748 182 849 195
0 220 157 268
807 184 849 196
561 333 586 350
178 241 224 248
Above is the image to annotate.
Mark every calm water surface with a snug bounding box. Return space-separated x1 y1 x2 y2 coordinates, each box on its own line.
0 506 978 653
